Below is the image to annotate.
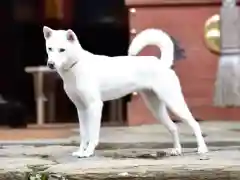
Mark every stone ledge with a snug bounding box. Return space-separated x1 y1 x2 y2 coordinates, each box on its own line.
54 168 240 180
1 146 240 180
2 165 240 180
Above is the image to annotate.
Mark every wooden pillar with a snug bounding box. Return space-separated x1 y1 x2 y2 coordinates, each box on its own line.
214 0 240 106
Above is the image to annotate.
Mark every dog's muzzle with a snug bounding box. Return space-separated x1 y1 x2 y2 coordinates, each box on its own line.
47 61 55 69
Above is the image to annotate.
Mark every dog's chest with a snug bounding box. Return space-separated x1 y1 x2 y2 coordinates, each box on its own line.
61 70 92 97
63 82 94 107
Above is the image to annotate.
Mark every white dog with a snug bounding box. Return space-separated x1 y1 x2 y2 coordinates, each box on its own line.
43 26 208 158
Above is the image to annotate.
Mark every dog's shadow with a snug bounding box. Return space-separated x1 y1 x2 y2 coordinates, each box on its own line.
96 149 210 161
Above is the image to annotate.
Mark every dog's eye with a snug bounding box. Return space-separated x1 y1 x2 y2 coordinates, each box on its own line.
59 48 65 53
48 47 53 51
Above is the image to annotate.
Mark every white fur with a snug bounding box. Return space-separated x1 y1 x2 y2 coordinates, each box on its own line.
43 27 208 158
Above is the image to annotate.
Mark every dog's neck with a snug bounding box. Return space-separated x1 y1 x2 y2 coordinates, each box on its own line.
57 46 91 77
68 60 78 70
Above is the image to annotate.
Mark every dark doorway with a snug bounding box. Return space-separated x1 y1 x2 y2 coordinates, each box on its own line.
0 0 44 124
0 0 130 125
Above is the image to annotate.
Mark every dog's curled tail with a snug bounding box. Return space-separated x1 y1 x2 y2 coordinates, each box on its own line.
128 28 174 68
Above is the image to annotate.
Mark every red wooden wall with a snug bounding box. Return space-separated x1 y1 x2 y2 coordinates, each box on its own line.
126 0 240 125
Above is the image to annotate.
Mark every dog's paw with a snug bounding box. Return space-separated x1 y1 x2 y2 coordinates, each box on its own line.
72 150 94 158
197 145 208 154
71 148 95 158
71 145 86 157
72 150 85 158
80 150 94 158
170 148 182 156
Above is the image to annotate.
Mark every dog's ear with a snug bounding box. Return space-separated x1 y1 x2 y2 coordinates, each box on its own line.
66 29 77 42
43 26 53 39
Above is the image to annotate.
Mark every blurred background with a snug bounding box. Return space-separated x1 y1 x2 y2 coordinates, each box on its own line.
0 0 237 139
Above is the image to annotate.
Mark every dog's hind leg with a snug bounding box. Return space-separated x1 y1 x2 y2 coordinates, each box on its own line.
155 86 208 154
140 90 182 155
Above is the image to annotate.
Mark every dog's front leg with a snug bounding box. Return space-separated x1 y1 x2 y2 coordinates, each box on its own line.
75 101 103 158
72 109 89 157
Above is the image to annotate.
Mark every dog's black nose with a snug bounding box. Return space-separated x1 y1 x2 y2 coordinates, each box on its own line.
47 62 55 69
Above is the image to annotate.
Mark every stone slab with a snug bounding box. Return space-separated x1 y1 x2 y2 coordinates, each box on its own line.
0 145 240 179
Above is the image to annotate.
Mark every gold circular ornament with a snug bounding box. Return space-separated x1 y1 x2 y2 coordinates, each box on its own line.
204 14 220 54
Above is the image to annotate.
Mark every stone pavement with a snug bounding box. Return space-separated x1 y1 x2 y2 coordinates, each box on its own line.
1 121 240 179
1 145 240 180
1 121 240 148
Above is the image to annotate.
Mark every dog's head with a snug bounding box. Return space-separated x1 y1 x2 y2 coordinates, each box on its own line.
43 26 79 71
